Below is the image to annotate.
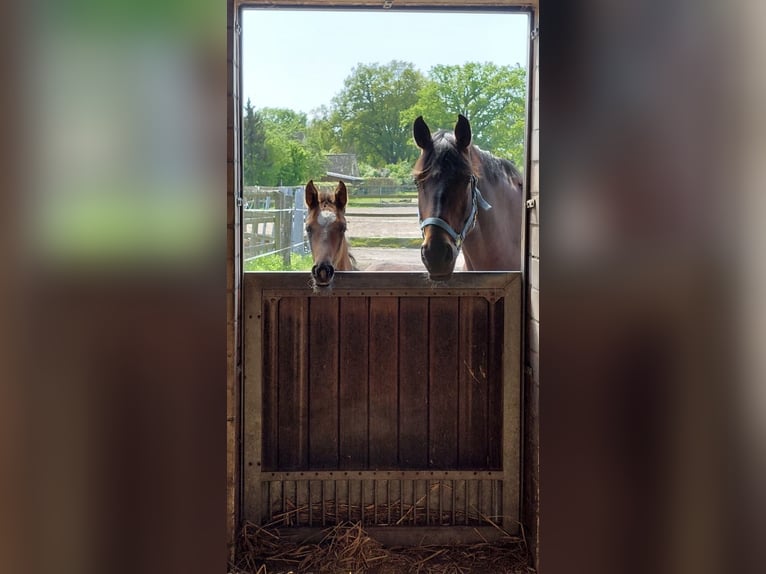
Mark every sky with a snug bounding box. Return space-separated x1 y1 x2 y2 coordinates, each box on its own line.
241 9 529 115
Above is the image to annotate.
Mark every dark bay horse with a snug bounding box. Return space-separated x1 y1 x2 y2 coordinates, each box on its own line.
413 114 523 280
305 180 356 287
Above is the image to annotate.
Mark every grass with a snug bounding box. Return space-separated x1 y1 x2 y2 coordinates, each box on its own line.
349 237 420 248
244 253 313 272
244 239 419 271
347 195 417 207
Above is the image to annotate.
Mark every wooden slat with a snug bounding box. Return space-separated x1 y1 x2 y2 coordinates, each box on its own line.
277 297 308 469
487 299 504 469
501 276 522 529
339 297 369 469
428 297 459 468
368 298 399 468
458 297 490 468
261 297 279 470
253 270 516 292
262 470 503 481
242 278 264 521
308 298 339 469
398 298 429 468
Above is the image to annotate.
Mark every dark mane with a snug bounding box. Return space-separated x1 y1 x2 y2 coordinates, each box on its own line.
414 130 523 190
473 146 523 189
413 130 474 183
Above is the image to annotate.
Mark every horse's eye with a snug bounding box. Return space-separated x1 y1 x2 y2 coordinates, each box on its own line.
339 223 347 233
305 226 312 235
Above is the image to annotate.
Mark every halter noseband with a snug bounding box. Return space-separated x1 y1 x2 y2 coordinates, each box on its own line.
419 175 492 250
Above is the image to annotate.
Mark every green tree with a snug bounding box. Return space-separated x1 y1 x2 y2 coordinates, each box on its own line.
250 107 327 186
333 61 425 166
242 98 268 185
305 105 343 154
406 62 527 167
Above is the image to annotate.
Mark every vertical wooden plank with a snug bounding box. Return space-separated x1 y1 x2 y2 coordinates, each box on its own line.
277 297 308 469
398 298 429 468
458 297 490 468
487 299 504 469
308 298 339 469
369 298 399 468
502 275 522 531
243 277 264 522
428 297 459 468
339 297 369 469
261 296 279 470
335 479 348 522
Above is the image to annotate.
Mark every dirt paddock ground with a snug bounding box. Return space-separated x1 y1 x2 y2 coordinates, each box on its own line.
347 206 466 271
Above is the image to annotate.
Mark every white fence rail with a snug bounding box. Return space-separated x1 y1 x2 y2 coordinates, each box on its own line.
243 186 306 264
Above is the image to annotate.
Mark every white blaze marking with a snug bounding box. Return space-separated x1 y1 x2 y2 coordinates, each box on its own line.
317 210 336 226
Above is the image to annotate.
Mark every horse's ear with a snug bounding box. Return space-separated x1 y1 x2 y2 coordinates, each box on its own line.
455 114 472 150
413 116 433 150
305 180 319 209
334 181 347 210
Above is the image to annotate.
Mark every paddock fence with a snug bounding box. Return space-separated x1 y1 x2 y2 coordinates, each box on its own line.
243 186 307 264
243 183 419 265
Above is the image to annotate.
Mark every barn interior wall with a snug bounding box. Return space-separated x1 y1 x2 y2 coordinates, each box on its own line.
226 0 243 562
523 6 540 569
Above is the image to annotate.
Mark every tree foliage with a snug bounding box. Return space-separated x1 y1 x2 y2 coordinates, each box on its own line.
242 105 326 186
405 62 527 167
305 106 343 155
243 61 527 185
332 61 425 166
242 99 268 186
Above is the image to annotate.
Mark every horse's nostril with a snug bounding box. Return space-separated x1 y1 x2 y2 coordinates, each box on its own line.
313 263 335 284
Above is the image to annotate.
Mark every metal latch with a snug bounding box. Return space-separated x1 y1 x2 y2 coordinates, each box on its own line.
531 27 539 40
383 0 394 9
526 198 537 209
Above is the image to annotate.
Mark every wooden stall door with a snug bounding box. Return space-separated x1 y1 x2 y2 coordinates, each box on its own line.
243 272 521 541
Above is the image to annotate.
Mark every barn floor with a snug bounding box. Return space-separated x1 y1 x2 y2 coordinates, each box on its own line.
231 521 533 574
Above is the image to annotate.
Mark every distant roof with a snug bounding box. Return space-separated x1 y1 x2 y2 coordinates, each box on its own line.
325 153 360 178
326 171 364 182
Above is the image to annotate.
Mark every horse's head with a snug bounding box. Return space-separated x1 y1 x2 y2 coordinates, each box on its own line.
305 180 349 287
413 114 484 281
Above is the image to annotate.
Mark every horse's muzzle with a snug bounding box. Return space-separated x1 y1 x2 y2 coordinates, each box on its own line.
312 262 335 286
420 233 457 281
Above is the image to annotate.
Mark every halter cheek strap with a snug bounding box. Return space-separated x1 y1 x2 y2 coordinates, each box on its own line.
420 175 492 249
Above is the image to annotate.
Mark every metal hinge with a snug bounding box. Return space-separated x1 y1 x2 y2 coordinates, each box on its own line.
235 22 241 36
526 198 537 209
531 27 539 40
236 196 243 208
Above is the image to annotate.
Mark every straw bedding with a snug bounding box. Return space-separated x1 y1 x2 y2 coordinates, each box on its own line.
231 519 533 574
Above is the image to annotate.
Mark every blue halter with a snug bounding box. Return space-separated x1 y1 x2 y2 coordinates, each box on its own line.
419 175 492 249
